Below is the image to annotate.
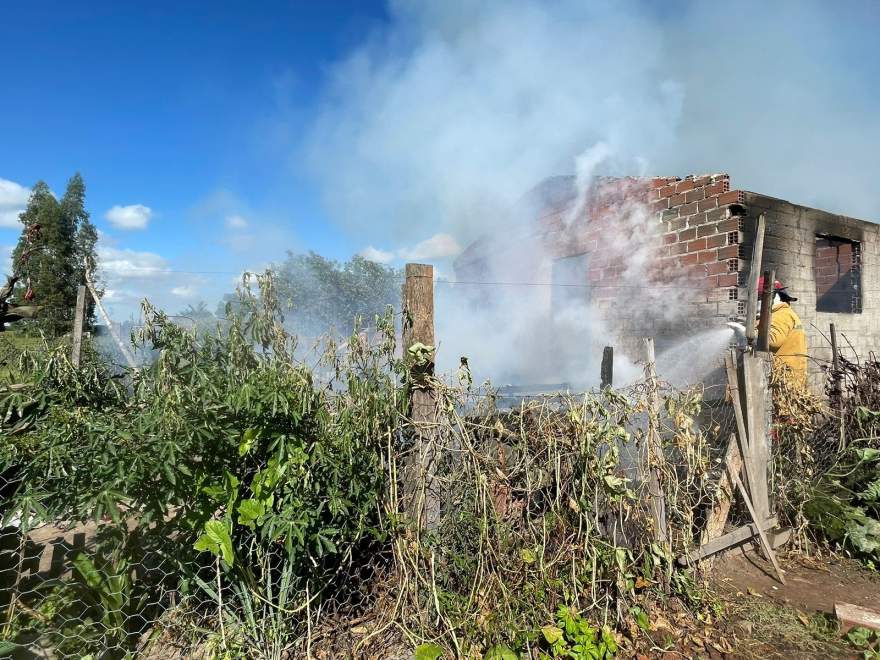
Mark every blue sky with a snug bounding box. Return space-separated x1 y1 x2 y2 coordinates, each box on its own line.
2 1 879 320
0 1 388 317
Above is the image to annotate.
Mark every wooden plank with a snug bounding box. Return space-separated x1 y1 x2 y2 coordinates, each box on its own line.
745 213 766 343
678 517 779 565
642 338 667 545
71 285 87 367
600 346 613 389
742 352 771 520
726 350 754 501
835 602 880 633
731 467 786 585
401 263 439 530
701 434 742 545
756 268 775 352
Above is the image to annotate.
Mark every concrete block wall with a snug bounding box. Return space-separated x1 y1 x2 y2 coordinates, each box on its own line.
741 192 880 390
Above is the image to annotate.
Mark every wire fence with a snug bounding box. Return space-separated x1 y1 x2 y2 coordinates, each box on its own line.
0 302 871 658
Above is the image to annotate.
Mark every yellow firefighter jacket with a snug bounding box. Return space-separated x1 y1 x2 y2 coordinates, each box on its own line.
768 302 808 382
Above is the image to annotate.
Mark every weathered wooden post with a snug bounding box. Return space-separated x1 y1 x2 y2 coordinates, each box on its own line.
741 214 772 524
71 285 88 367
642 337 668 545
600 346 613 389
756 269 775 353
401 263 439 530
830 323 845 449
744 213 766 346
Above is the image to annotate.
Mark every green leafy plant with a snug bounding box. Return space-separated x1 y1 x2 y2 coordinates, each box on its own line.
540 606 617 659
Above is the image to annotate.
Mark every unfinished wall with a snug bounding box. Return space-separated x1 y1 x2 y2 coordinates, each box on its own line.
535 173 746 359
740 192 880 389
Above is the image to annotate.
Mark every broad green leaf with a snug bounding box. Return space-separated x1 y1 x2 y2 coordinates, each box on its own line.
237 498 265 530
239 428 258 456
484 645 519 660
520 548 537 564
194 519 235 566
414 642 445 660
72 553 103 590
542 625 564 645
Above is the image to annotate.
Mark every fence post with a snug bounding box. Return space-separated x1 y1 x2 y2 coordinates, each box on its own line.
642 337 668 546
401 263 439 530
756 269 775 353
830 323 845 448
745 213 766 345
600 346 613 389
71 285 88 367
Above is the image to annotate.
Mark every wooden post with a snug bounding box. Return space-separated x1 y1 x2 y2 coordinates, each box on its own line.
642 338 668 545
401 263 439 530
755 269 775 353
745 213 766 344
741 351 772 522
600 346 613 389
71 285 87 367
830 323 845 448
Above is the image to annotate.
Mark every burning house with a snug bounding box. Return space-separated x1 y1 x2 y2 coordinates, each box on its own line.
454 173 879 390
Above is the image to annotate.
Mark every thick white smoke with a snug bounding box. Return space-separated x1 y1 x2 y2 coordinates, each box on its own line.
305 0 880 385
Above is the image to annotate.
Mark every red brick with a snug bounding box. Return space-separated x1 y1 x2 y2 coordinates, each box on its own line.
669 242 687 255
718 190 742 205
676 179 695 193
705 182 725 197
706 261 728 275
717 273 739 287
686 187 706 203
706 233 727 249
670 193 687 206
679 253 700 266
698 250 716 264
678 227 697 241
698 198 718 212
717 245 739 260
694 175 711 187
688 238 707 252
663 233 677 245
652 198 670 212
659 185 676 199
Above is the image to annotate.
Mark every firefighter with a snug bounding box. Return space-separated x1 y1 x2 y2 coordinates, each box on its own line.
727 277 808 384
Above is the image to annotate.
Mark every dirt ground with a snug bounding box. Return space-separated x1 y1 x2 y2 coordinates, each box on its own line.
709 546 880 659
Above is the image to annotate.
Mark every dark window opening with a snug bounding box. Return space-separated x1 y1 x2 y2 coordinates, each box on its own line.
814 235 862 313
551 253 590 315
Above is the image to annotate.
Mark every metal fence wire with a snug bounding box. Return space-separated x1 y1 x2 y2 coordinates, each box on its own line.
0 332 863 658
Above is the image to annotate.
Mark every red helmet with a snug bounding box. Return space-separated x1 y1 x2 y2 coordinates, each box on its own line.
757 276 796 301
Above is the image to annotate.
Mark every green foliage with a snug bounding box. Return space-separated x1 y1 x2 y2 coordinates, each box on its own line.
10 173 100 336
221 251 402 337
539 606 617 659
414 642 447 660
805 439 880 565
1 271 404 655
846 626 880 659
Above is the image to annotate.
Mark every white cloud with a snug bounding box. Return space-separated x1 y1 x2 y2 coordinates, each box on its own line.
398 233 462 261
1 245 12 276
359 245 395 264
225 214 249 229
105 204 152 230
171 285 196 298
0 178 30 229
98 246 170 279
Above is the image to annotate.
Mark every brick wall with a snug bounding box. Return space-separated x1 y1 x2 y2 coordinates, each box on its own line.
533 173 747 358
